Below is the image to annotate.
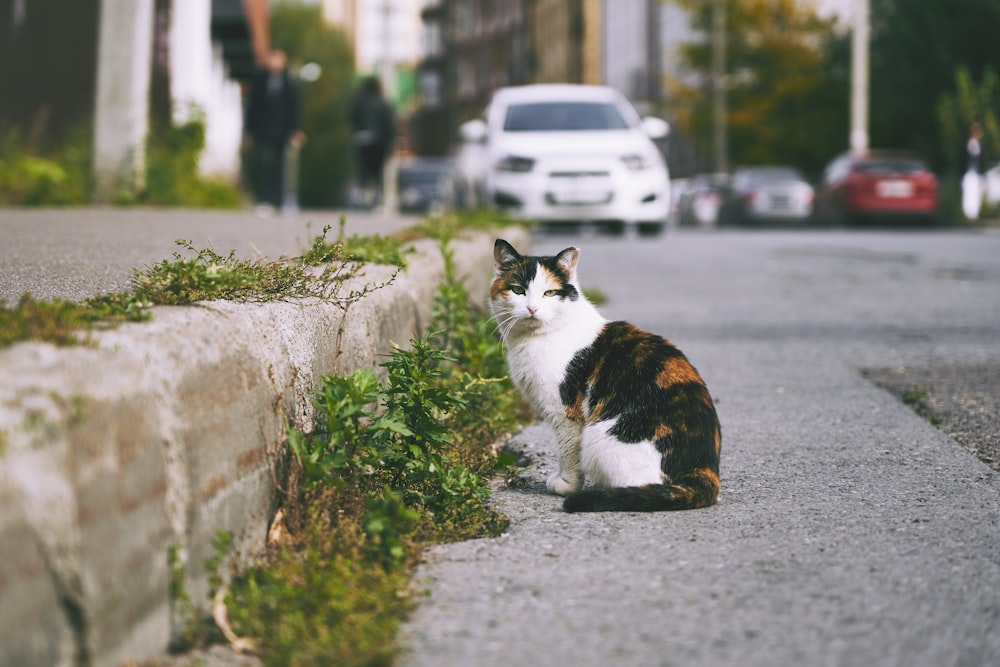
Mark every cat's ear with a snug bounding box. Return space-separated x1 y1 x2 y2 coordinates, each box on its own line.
555 247 580 278
494 239 521 274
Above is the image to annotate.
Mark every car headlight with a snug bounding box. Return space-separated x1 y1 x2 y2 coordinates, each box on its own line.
496 155 536 173
621 150 661 171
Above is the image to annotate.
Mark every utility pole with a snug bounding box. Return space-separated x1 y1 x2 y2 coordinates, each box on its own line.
92 0 155 201
850 0 870 153
711 0 728 173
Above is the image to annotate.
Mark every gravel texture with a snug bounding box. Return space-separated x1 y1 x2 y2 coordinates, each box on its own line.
864 363 1000 471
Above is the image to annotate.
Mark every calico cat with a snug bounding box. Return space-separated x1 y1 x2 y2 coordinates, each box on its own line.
490 239 721 512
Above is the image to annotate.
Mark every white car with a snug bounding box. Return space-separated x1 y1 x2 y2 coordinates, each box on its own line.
452 84 671 235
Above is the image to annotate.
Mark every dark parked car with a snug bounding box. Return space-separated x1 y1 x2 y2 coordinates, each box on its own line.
396 157 453 214
718 166 815 226
673 173 728 227
813 151 939 224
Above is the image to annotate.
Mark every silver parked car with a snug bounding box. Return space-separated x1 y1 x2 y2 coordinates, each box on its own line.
718 166 814 226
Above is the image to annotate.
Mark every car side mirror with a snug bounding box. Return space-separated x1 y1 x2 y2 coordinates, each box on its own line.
459 119 488 144
641 116 669 140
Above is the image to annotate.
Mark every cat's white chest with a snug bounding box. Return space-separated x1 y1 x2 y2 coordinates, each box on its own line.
506 315 604 417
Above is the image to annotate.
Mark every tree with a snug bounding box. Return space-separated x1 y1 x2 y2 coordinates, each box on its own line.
936 66 1000 179
671 0 849 176
869 0 1000 170
271 2 355 207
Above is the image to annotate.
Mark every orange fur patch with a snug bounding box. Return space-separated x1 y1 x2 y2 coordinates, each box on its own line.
654 422 674 440
656 358 702 388
565 394 584 422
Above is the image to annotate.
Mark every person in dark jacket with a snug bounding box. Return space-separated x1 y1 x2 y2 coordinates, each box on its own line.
349 76 395 208
243 49 305 215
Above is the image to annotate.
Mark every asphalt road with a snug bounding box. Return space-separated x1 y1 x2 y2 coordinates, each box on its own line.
0 207 419 303
400 226 1000 667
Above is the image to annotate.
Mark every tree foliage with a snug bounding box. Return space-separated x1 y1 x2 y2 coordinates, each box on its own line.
671 0 849 176
936 67 1000 178
271 1 355 207
869 0 1000 170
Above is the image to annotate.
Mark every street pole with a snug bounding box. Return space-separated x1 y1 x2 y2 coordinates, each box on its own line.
380 0 398 214
850 0 870 154
92 0 155 201
712 0 728 174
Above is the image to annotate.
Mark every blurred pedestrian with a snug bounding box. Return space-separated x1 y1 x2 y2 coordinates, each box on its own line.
350 76 395 209
962 121 984 220
243 49 306 217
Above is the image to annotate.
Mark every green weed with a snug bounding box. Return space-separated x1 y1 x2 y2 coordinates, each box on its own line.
302 218 412 269
0 293 150 348
221 236 530 666
901 384 929 405
583 287 609 306
143 116 242 209
167 545 202 651
0 225 394 349
404 208 526 241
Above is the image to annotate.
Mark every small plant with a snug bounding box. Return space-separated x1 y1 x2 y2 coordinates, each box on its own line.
303 218 412 269
143 115 242 209
0 127 91 206
583 287 609 306
405 208 525 241
0 293 150 348
222 236 531 666
901 384 929 406
894 383 943 428
167 545 203 652
0 225 395 349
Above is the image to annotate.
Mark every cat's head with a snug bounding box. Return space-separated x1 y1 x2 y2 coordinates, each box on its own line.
489 239 582 335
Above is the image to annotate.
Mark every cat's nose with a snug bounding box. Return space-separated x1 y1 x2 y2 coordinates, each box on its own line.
527 305 538 316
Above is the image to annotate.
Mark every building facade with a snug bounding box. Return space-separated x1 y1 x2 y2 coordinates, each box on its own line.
414 0 667 156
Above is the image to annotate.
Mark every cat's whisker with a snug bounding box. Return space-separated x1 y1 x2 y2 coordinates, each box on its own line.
488 312 519 342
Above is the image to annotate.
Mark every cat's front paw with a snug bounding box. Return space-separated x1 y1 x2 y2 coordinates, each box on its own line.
546 472 582 496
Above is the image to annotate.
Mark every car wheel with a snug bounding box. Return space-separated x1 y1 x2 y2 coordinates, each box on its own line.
637 221 664 237
597 220 626 236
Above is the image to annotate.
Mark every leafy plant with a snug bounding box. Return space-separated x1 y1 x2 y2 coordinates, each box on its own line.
143 115 242 209
0 127 91 206
223 235 531 666
0 225 395 349
0 293 150 348
303 218 412 269
133 238 362 306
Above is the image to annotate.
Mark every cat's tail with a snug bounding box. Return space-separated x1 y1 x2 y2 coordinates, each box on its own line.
562 468 719 513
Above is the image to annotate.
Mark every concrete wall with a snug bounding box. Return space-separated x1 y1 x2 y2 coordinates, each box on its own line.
0 230 526 667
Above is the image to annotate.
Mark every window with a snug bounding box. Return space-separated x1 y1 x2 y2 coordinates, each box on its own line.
502 102 629 132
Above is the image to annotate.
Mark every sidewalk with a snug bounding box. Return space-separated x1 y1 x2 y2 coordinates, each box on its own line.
402 344 1000 667
0 207 419 303
400 229 1000 667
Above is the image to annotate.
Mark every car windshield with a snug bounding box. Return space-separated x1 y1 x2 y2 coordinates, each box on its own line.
502 102 630 132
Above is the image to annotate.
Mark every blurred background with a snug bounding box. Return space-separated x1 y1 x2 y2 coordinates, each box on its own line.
0 0 998 222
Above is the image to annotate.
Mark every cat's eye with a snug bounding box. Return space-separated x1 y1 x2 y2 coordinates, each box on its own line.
510 285 525 295
544 289 559 297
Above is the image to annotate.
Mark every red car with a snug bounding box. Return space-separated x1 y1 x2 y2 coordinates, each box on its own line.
813 151 939 224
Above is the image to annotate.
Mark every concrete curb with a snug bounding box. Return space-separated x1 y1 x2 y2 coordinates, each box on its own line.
0 228 527 667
